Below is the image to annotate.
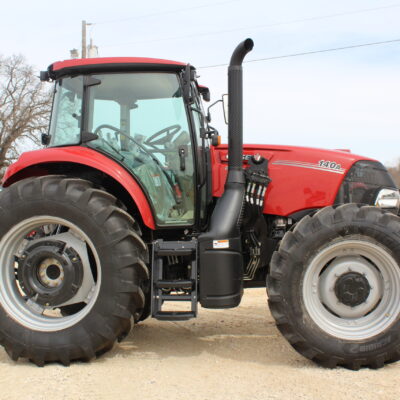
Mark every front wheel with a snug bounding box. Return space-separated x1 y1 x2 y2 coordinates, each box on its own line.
267 204 400 369
0 176 149 366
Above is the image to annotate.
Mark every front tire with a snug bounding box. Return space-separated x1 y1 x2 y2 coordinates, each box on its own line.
267 204 400 369
0 176 149 366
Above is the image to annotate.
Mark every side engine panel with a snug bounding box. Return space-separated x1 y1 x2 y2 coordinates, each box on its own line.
211 144 379 216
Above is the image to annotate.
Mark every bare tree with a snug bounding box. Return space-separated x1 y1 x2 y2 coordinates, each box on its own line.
0 55 52 179
387 160 400 188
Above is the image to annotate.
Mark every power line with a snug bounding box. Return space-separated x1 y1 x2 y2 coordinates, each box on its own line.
198 38 400 69
101 3 400 48
94 0 241 25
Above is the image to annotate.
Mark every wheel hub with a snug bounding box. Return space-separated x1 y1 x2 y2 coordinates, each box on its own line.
318 255 382 319
302 239 400 340
37 258 64 288
18 240 84 306
334 272 371 307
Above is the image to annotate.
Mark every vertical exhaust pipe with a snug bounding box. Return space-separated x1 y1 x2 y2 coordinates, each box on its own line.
199 39 254 309
227 38 254 179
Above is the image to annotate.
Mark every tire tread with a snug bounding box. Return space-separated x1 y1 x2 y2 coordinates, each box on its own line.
267 203 400 369
0 176 149 366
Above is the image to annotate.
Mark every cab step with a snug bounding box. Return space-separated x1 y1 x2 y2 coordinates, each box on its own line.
155 280 194 289
151 239 198 321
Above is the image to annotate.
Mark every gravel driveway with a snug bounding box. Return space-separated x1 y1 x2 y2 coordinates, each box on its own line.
0 288 398 400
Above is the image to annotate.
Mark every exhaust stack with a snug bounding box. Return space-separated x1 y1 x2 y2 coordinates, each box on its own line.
199 39 254 309
227 38 254 178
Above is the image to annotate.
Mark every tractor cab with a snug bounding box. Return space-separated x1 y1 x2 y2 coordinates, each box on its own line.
45 59 210 227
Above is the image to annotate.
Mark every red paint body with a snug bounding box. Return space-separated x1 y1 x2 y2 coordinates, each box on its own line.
211 144 374 216
2 144 375 228
51 57 185 72
2 147 156 229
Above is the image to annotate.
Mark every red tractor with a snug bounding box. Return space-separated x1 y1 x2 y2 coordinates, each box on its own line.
0 39 399 369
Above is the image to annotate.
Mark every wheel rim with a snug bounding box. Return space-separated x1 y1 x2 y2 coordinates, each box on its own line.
303 239 400 340
0 216 101 332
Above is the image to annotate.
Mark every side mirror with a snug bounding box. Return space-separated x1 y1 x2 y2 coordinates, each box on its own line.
40 71 50 82
41 133 51 146
222 94 228 124
198 85 210 102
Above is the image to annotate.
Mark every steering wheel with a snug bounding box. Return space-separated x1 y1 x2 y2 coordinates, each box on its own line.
94 124 155 159
93 124 181 201
145 124 181 147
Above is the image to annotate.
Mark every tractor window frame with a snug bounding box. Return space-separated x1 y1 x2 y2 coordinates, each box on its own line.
48 77 84 147
83 71 198 228
187 82 210 226
47 70 210 230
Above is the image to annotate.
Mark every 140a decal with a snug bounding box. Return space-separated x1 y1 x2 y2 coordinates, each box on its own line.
318 160 342 171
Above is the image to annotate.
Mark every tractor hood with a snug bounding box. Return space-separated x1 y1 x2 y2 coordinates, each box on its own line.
211 143 395 217
234 143 369 169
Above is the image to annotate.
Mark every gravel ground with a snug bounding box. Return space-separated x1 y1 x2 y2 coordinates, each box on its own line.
0 288 398 400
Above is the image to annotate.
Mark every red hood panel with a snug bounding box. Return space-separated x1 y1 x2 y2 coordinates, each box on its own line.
212 144 376 216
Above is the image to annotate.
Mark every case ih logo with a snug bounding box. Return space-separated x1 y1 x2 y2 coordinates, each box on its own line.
272 159 346 174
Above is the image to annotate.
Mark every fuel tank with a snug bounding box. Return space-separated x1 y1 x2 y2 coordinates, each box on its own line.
211 144 377 217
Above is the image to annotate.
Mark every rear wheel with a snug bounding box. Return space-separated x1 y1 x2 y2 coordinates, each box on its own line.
0 176 149 366
267 204 400 369
135 290 151 323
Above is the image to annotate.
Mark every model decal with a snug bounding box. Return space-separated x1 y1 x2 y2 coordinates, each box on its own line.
272 160 346 174
318 160 343 171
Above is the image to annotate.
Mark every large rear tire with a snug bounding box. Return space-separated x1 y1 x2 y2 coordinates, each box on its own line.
135 290 151 323
267 204 400 369
0 176 149 366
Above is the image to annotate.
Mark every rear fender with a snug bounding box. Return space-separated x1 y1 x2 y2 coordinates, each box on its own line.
2 147 156 230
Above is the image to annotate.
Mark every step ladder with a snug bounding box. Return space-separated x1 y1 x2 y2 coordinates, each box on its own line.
151 239 198 321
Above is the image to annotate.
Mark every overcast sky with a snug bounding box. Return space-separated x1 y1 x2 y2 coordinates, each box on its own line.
2 0 400 165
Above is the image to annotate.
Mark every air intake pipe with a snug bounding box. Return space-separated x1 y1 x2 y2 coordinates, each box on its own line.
199 39 254 309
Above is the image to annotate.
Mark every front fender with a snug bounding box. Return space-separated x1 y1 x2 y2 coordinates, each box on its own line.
2 146 156 230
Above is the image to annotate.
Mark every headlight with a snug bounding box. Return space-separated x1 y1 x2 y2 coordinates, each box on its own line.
375 188 400 214
335 161 397 206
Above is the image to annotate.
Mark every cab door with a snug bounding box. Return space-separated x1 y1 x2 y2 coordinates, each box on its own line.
189 85 211 227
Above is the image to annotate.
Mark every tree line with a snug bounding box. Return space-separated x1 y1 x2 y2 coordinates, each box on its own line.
388 164 400 188
0 55 51 179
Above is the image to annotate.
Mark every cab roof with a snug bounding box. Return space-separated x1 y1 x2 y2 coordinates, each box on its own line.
48 57 188 80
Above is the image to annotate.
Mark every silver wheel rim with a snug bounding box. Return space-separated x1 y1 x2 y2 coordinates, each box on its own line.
0 216 101 332
303 239 400 340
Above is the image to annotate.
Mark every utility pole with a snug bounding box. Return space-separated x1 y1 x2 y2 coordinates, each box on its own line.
81 20 93 58
82 20 87 58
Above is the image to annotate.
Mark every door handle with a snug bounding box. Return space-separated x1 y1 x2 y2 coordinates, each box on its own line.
179 147 186 171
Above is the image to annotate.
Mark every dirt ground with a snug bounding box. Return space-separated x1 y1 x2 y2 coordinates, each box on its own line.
0 288 398 400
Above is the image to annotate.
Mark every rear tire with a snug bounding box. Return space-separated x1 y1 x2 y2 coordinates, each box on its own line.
267 204 400 369
134 288 151 323
0 176 149 366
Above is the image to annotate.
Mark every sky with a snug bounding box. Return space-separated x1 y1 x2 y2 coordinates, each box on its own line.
1 0 400 165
